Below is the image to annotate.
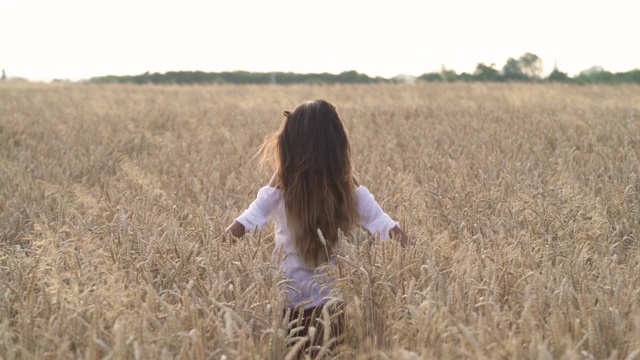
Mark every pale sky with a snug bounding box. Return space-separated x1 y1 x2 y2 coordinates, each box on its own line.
2 0 639 82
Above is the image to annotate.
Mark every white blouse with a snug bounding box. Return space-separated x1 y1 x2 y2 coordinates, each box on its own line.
235 185 398 309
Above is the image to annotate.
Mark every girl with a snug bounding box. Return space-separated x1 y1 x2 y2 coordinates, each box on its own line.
226 99 408 357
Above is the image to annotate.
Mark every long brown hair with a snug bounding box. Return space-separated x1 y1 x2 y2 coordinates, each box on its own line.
261 100 358 267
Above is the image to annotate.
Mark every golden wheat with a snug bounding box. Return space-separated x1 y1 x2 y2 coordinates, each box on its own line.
1 82 639 359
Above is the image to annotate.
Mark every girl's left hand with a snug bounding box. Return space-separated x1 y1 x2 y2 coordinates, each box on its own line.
390 226 412 247
225 221 246 239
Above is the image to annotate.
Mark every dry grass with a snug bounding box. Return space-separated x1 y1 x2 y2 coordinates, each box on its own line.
1 82 639 359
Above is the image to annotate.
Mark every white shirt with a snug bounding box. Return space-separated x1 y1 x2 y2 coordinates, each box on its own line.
235 185 398 309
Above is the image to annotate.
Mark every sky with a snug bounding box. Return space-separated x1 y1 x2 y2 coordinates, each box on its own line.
2 0 639 82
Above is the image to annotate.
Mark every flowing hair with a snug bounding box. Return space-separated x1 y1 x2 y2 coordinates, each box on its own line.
260 100 359 267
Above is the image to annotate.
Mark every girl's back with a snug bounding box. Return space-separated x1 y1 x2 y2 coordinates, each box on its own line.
226 99 408 357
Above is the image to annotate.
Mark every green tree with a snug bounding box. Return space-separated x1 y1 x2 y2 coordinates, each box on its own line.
502 53 542 82
337 70 372 83
458 72 474 82
519 53 543 79
440 66 458 82
547 69 569 82
473 63 501 82
617 69 640 83
418 72 443 82
502 57 526 81
574 66 614 84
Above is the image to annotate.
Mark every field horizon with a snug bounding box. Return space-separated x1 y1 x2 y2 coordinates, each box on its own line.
1 82 639 359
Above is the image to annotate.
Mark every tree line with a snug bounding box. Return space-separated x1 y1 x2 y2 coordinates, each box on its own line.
418 53 640 84
87 70 387 85
86 53 640 85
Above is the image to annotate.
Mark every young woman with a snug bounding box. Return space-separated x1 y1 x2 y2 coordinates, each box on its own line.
226 99 408 357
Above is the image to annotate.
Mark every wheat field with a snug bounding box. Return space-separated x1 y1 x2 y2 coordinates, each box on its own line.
1 82 639 359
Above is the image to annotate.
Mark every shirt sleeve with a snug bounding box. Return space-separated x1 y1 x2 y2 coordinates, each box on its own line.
235 186 281 231
356 186 398 240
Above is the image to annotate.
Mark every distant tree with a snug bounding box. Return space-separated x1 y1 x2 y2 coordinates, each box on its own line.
580 66 605 76
458 72 474 82
519 53 543 79
502 57 526 81
547 69 570 82
88 75 120 83
418 72 443 82
440 66 458 82
1 69 6 80
502 53 542 81
337 70 372 83
473 63 501 82
617 69 640 83
546 61 569 82
574 66 614 84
